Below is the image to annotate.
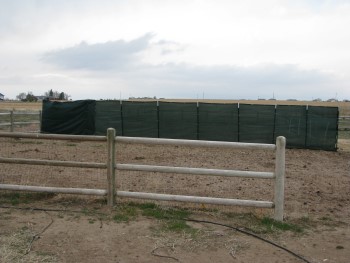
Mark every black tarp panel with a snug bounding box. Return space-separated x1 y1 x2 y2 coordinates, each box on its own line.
275 105 307 148
306 106 338 151
239 104 276 143
198 103 238 141
159 102 198 139
95 101 122 135
41 100 95 135
122 101 158 138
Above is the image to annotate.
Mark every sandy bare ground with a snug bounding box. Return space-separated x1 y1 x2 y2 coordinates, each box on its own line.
1 134 350 262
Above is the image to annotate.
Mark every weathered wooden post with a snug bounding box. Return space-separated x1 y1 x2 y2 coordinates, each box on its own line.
274 136 286 221
107 128 116 206
39 110 42 132
10 110 14 132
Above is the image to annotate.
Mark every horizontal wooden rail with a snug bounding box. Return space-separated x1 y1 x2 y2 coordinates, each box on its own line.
0 157 106 169
0 131 106 141
13 112 40 115
0 184 107 195
116 163 274 179
0 111 40 115
0 121 40 126
117 191 274 208
117 136 276 150
13 121 40 125
0 123 11 126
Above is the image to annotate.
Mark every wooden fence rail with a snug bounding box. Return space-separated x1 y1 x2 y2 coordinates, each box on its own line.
0 129 286 221
0 110 42 132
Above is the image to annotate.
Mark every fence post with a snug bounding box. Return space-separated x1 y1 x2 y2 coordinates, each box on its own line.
39 110 42 132
10 110 14 132
274 136 286 221
107 128 116 207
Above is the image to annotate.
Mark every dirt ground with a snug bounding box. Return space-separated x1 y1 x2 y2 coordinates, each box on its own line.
0 135 350 262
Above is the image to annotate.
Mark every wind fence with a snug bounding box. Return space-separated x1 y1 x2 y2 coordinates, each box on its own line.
41 100 339 151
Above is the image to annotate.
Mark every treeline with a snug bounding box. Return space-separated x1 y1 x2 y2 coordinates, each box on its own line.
16 89 70 102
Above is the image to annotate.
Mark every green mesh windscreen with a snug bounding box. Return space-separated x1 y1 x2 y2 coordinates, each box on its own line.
122 101 158 138
159 102 198 139
275 105 307 148
198 103 239 141
239 104 276 144
95 101 122 135
306 106 338 150
40 100 339 151
41 100 95 135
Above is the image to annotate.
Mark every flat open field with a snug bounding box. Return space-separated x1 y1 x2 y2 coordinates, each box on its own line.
0 100 349 262
0 101 43 111
0 134 349 262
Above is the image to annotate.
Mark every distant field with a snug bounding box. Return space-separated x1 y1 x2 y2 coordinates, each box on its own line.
0 99 349 115
0 101 42 111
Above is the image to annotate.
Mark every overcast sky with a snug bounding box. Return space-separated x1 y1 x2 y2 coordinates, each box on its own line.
1 0 349 101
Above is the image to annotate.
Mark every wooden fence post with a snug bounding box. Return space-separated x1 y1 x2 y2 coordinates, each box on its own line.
10 110 14 132
107 128 116 207
39 110 42 132
274 136 286 221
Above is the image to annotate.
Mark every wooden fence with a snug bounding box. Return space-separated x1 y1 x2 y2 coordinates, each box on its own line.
339 116 350 131
0 128 286 221
0 110 41 132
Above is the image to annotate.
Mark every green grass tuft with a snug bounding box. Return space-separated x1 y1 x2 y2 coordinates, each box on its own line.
112 202 195 233
162 219 197 234
113 205 138 223
140 204 191 220
261 217 304 233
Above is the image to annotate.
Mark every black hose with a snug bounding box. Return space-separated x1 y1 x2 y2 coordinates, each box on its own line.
183 218 311 263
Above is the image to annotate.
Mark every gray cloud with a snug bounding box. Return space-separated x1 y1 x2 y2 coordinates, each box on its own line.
42 33 154 70
122 63 336 100
41 34 340 100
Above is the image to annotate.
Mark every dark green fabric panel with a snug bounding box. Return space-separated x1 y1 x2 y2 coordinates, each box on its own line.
159 102 198 139
122 101 158 138
40 99 339 151
198 103 238 141
306 106 338 151
41 100 95 135
239 104 275 143
275 105 307 148
95 101 122 135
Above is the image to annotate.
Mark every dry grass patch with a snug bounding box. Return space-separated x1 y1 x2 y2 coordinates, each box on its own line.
0 228 57 263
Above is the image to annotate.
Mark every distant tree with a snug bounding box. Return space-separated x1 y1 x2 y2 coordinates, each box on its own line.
15 91 38 102
58 92 65 100
44 89 70 100
25 92 38 102
16 92 27 101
